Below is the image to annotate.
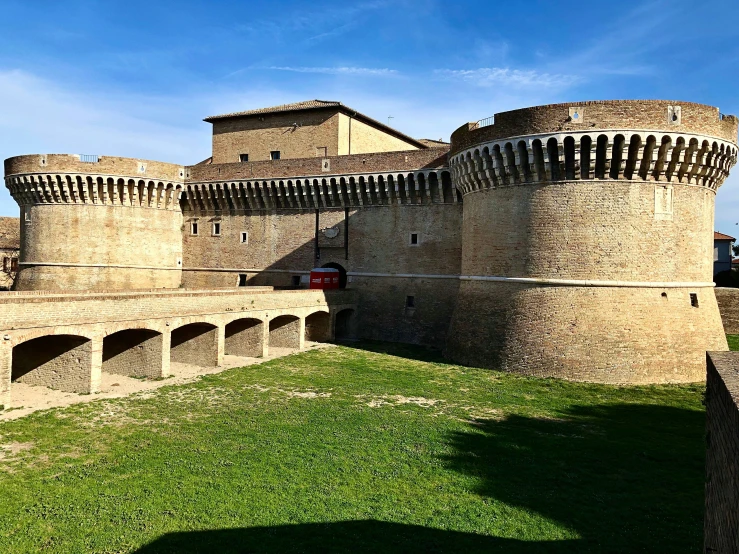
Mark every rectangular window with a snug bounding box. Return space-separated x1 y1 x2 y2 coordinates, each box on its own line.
270 151 281 160
292 275 301 287
191 222 199 235
690 293 699 308
409 233 419 246
10 258 18 272
714 246 720 262
2 257 7 272
238 274 247 287
240 232 248 244
406 295 415 308
239 153 249 162
212 222 221 236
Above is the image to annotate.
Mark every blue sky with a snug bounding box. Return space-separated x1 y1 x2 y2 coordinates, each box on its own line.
1 0 739 232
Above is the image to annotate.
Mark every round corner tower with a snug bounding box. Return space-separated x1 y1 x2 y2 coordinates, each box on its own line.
445 100 738 383
3 154 185 291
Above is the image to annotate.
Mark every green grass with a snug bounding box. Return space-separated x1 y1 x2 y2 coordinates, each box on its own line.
727 334 739 351
0 341 706 553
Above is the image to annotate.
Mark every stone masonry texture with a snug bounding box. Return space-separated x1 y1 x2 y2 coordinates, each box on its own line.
2 98 738 386
705 351 739 553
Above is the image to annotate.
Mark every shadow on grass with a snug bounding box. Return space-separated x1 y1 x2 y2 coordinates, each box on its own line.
445 403 705 552
133 520 578 553
335 339 446 364
134 403 703 553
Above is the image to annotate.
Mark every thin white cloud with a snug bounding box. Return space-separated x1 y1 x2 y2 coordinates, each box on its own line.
435 67 577 89
269 66 399 76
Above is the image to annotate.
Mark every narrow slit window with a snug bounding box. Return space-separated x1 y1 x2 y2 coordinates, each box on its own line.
240 232 248 244
410 233 419 246
238 274 247 287
212 222 221 236
191 222 199 235
2 257 8 272
406 295 415 308
690 293 699 308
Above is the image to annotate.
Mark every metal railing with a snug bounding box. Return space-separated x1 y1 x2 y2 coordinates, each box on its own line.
473 116 495 129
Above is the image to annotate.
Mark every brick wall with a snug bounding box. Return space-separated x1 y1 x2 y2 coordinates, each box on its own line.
12 335 94 393
102 330 164 378
4 154 184 181
187 148 448 183
705 351 739 553
451 100 738 154
716 288 739 334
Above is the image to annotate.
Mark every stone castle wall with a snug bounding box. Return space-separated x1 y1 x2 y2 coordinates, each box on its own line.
446 100 737 383
705 351 739 552
4 99 738 384
4 155 185 291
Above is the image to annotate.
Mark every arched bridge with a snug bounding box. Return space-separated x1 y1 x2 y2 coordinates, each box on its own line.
0 288 357 408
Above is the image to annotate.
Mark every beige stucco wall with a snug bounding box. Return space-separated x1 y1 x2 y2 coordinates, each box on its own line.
337 114 420 155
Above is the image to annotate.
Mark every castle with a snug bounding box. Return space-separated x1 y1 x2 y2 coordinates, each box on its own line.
3 99 738 388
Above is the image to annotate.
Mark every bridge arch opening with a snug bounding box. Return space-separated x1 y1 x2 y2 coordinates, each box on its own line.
335 309 357 341
103 329 163 378
12 334 94 393
171 322 219 367
321 262 347 289
269 315 301 350
225 318 264 358
305 311 331 342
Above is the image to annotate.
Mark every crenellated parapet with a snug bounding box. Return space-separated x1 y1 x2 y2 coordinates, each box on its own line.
446 100 739 384
4 154 185 210
450 130 737 194
183 169 456 214
3 155 186 292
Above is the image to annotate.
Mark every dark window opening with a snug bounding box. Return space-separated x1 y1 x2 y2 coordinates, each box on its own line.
240 232 248 244
690 293 699 308
661 292 667 299
239 153 249 162
191 222 198 235
270 151 281 160
238 274 247 287
213 222 221 236
410 233 418 245
406 295 415 308
292 275 301 287
10 258 18 272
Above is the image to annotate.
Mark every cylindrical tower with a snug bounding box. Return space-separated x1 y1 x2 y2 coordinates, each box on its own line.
3 154 185 291
446 100 738 384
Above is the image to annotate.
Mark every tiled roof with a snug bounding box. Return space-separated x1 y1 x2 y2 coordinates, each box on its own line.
0 217 20 250
418 138 449 147
204 100 342 121
715 231 736 241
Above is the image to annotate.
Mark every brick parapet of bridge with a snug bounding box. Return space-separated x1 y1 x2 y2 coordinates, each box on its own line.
0 288 356 407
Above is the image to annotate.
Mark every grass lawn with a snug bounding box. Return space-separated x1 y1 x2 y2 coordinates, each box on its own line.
727 334 739 351
0 341 707 553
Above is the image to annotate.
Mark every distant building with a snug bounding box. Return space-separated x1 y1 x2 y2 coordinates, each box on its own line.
714 231 735 277
0 217 19 290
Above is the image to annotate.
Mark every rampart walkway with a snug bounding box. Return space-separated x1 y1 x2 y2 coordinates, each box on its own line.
0 287 357 408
